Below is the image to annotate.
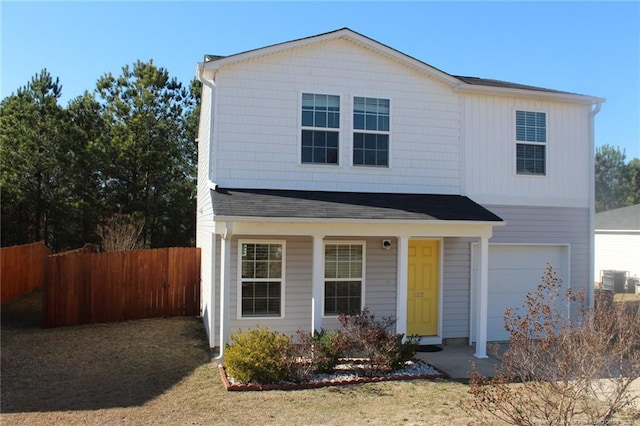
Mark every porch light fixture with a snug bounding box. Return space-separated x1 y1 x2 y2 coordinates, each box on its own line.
382 240 392 250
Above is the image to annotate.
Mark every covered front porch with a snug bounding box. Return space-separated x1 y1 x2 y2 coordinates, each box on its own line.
207 188 504 359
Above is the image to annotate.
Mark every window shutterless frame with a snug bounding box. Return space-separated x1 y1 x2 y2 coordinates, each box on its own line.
352 96 390 167
300 93 340 165
515 109 547 176
237 240 286 319
322 241 366 317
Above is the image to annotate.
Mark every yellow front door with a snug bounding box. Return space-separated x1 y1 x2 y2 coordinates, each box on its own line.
407 240 439 336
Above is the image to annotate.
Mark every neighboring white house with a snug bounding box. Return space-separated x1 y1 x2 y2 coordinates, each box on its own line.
195 28 604 358
594 204 640 288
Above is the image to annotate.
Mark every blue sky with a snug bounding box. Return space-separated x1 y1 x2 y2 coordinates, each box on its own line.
2 1 639 159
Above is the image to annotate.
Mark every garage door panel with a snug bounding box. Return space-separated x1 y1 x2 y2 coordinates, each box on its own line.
473 244 569 342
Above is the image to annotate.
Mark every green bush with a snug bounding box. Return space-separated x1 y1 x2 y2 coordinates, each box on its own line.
224 326 291 384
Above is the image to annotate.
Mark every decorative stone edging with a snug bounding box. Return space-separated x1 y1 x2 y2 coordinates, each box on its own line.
218 361 449 392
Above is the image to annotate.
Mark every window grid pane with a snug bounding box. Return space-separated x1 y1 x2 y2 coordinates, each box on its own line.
241 281 281 317
324 281 362 316
301 130 339 164
302 94 340 129
516 143 546 175
353 133 389 166
516 110 546 143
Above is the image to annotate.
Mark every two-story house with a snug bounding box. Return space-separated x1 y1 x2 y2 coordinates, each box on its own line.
195 28 604 358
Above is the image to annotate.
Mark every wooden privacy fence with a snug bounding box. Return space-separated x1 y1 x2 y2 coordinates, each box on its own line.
44 247 200 328
1 241 51 303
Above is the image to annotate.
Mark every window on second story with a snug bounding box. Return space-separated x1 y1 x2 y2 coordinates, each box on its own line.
301 93 340 165
353 97 390 167
516 110 546 175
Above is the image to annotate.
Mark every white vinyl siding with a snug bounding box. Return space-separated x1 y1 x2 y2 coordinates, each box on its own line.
463 95 591 208
212 38 461 194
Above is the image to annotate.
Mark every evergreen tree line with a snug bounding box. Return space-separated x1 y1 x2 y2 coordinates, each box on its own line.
1 65 637 251
595 145 640 212
1 62 200 251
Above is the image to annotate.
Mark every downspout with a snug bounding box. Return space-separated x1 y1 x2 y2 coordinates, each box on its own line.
214 222 233 361
588 101 603 309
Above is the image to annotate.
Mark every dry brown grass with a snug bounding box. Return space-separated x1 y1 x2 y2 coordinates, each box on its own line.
1 289 476 425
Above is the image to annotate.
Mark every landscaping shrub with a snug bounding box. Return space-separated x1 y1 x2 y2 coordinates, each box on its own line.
338 308 419 375
224 326 291 384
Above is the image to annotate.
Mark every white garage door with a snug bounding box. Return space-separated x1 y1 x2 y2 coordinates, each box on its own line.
472 244 569 342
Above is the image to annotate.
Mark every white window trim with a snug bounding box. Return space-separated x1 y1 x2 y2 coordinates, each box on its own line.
298 91 342 167
322 240 366 318
513 108 549 177
351 95 392 169
236 239 286 320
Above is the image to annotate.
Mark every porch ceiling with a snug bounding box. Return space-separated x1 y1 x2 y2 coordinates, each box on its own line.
211 188 503 223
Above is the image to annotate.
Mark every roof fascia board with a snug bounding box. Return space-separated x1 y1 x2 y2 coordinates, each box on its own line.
213 218 502 238
454 83 605 105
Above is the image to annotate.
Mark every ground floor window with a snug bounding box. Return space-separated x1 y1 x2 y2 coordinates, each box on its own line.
324 243 364 316
239 241 284 317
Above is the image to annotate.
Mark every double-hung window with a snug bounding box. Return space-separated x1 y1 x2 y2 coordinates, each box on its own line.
324 243 364 316
240 242 284 317
301 93 340 165
353 97 389 167
516 110 546 175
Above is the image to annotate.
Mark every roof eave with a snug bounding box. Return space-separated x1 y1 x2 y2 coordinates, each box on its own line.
454 82 605 105
213 215 505 225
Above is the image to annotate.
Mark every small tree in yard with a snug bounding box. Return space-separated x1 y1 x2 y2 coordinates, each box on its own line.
96 213 145 252
468 264 640 425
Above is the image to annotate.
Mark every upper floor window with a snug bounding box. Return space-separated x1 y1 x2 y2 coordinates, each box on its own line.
301 93 339 165
240 241 284 318
353 97 389 167
324 243 364 316
516 110 546 175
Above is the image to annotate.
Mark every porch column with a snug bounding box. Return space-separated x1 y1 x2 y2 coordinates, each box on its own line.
396 236 409 336
217 223 233 358
311 234 324 334
474 235 489 359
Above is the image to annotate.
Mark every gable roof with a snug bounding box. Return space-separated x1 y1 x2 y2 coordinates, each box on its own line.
199 27 603 105
211 188 503 223
595 204 640 231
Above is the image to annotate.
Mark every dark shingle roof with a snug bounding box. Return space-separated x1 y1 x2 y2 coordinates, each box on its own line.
595 204 640 230
453 76 584 96
211 188 503 222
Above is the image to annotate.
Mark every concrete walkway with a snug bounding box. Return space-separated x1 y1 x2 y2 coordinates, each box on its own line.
415 343 503 379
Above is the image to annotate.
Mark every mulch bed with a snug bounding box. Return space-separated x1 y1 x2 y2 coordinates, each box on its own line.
219 360 448 391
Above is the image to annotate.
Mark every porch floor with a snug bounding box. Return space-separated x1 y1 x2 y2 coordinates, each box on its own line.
415 342 505 379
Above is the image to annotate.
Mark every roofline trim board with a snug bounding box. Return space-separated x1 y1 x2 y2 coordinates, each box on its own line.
198 27 603 104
